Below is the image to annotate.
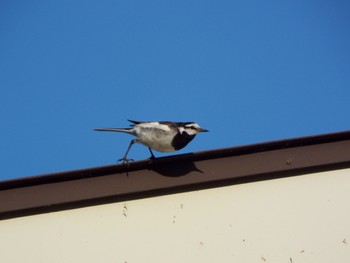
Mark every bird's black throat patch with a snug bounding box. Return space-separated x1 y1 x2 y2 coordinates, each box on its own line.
171 131 195 150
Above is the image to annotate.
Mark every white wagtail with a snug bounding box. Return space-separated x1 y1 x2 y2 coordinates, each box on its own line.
94 120 208 162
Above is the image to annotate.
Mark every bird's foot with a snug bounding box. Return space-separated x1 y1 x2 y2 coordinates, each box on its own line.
147 155 156 165
118 157 134 164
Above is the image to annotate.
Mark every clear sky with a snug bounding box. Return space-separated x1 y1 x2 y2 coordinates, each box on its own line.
1 1 349 180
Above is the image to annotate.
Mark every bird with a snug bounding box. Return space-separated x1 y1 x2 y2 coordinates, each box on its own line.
94 120 208 162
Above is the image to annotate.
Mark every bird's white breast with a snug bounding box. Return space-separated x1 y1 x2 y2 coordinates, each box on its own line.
133 122 177 152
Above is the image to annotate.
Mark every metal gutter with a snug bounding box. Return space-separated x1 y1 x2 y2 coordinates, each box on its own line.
1 130 350 220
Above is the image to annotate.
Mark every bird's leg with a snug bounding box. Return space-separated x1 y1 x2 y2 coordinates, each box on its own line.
148 147 156 162
118 139 138 163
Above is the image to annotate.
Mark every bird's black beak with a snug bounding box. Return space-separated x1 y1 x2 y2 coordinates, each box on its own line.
200 128 209 132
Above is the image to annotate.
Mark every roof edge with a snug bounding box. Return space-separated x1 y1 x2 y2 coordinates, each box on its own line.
1 130 350 220
1 130 350 190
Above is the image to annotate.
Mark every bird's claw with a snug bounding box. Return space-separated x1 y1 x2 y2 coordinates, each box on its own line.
148 155 156 164
118 157 134 164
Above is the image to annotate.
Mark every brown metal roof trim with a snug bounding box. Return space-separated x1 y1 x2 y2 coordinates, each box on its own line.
1 130 350 220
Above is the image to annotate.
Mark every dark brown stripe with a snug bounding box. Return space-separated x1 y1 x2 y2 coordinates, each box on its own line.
1 130 350 220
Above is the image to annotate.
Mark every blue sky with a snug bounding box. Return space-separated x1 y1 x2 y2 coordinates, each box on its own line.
1 1 349 180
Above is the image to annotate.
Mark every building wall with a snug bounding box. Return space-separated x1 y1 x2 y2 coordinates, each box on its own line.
1 168 350 263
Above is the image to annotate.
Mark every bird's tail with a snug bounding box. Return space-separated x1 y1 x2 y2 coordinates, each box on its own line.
94 128 135 135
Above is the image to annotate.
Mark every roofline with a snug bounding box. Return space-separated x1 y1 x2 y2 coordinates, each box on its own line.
1 130 350 220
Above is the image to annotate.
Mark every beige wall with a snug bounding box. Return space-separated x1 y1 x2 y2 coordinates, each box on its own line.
1 168 350 262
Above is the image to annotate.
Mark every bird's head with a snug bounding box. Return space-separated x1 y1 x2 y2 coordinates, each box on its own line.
179 122 209 136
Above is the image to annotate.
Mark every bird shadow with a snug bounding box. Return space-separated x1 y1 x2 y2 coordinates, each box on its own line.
149 160 203 177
